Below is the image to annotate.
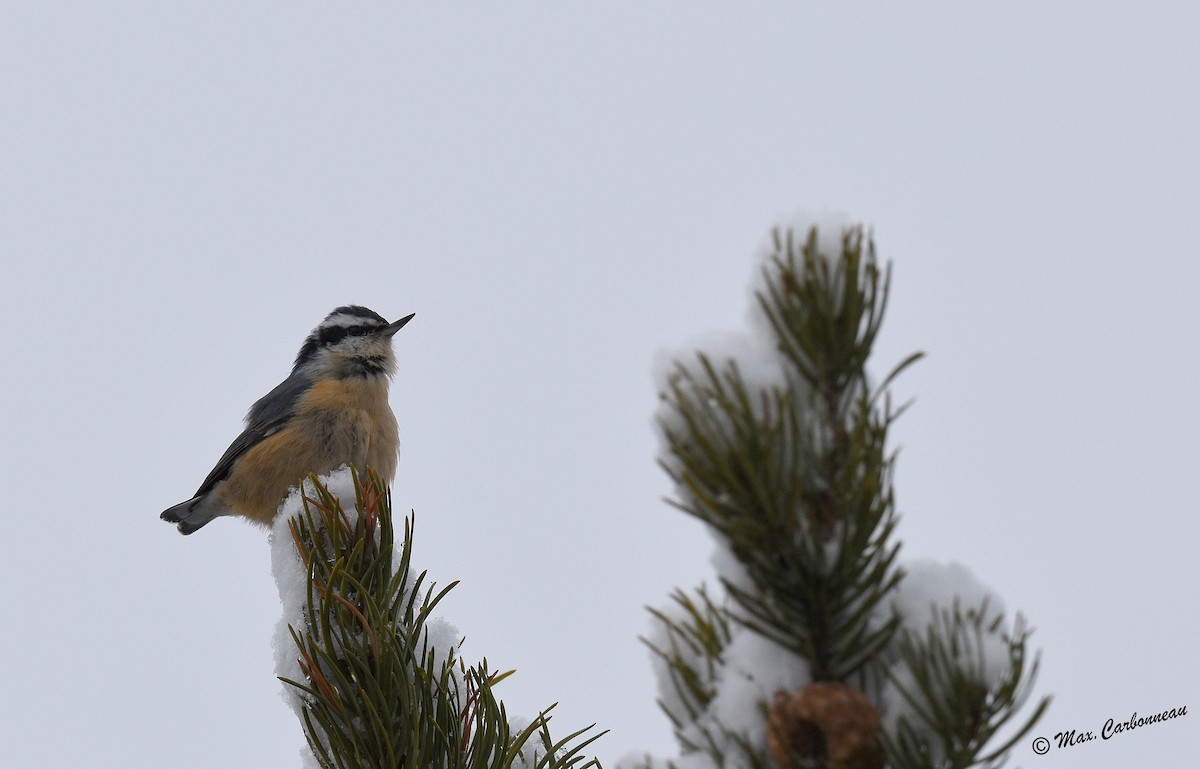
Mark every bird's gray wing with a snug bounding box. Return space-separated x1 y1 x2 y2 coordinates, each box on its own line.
193 373 312 496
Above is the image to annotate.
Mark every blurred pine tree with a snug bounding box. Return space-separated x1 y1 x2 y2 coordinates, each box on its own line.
641 224 1049 769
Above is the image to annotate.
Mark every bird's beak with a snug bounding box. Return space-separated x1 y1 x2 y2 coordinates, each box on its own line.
382 313 415 337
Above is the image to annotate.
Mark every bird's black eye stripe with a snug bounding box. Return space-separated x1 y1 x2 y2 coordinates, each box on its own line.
319 324 378 345
319 326 349 346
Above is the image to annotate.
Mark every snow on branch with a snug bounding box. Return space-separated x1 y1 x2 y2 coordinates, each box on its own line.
270 467 604 769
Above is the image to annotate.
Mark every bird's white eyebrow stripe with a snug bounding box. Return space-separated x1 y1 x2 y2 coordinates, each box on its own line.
320 312 385 330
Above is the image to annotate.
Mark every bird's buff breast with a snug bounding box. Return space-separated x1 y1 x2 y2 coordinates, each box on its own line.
219 377 399 525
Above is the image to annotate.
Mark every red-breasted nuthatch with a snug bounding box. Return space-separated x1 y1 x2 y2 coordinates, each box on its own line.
160 305 415 535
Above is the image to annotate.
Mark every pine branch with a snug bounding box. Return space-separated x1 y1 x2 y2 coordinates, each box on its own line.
639 587 774 769
881 601 1051 769
642 586 732 737
278 468 604 769
658 225 908 682
646 221 1050 769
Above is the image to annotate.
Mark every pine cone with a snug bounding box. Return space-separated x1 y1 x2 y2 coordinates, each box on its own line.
766 682 883 769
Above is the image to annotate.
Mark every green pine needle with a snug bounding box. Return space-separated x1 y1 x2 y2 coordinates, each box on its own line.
279 469 604 769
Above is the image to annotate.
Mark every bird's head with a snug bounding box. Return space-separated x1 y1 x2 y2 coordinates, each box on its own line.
293 305 415 379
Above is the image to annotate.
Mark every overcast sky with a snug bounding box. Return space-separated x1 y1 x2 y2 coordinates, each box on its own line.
2 4 1197 768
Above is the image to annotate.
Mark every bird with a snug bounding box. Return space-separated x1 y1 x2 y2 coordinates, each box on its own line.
160 305 415 535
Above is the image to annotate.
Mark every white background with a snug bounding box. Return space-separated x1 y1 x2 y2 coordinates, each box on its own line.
2 4 1196 767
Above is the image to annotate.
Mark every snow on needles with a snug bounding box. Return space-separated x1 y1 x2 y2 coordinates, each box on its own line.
268 471 357 716
651 328 786 485
268 467 462 728
651 211 858 489
745 210 856 343
631 559 1017 769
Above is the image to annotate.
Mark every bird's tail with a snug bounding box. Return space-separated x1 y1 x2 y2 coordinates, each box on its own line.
160 494 224 535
